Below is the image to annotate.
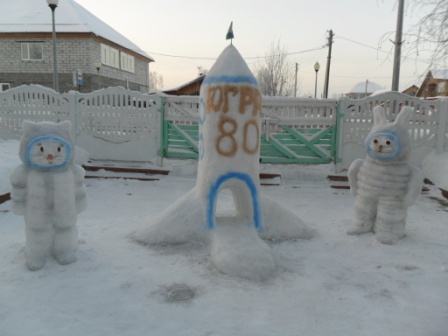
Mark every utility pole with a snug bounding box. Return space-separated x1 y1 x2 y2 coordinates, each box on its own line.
323 29 334 99
294 63 298 97
391 0 405 91
365 79 369 98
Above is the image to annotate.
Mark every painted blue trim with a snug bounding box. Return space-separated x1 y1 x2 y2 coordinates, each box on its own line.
199 133 205 160
203 75 258 85
26 135 71 169
198 98 206 125
207 172 261 231
365 131 401 161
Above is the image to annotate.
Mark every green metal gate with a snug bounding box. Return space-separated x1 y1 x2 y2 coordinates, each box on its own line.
159 95 338 164
260 125 336 163
160 121 336 163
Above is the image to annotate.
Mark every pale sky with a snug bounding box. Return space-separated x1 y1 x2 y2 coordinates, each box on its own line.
75 0 433 97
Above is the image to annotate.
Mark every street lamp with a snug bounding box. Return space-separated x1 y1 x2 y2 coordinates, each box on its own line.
314 61 320 98
95 62 102 90
46 0 59 92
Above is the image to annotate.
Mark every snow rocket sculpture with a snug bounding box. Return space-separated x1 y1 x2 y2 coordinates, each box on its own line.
136 44 312 281
10 121 87 270
347 105 423 244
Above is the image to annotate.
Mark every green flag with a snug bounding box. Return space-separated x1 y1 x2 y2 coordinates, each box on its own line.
226 21 234 41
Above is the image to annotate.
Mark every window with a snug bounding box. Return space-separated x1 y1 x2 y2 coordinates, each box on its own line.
101 44 119 68
121 52 135 73
437 82 446 94
21 43 43 60
0 83 10 92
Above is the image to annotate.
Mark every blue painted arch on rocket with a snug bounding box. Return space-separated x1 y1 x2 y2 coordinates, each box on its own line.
206 171 261 230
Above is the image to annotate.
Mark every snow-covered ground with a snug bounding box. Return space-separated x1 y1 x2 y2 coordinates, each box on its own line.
1 138 448 336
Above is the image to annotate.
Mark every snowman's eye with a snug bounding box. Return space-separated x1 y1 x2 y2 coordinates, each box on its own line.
57 147 61 152
40 146 44 153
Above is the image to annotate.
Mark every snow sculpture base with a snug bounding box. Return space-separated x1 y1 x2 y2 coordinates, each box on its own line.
210 218 276 281
135 186 313 281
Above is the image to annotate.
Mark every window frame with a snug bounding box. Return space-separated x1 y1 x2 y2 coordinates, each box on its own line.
21 42 43 61
120 52 135 73
0 83 10 92
101 43 120 68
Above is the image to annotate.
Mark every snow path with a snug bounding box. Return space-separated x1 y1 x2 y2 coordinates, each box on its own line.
1 172 447 336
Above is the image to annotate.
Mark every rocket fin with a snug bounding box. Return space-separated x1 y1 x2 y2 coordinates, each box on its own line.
259 194 314 241
134 188 206 245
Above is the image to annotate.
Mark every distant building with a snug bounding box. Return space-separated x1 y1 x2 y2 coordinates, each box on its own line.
163 75 205 96
416 70 448 98
402 85 419 97
345 81 384 99
0 0 154 93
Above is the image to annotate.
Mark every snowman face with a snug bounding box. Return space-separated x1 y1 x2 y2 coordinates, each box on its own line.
365 131 401 161
26 136 71 169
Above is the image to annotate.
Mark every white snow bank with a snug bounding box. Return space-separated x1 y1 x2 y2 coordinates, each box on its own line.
0 139 20 195
422 150 448 190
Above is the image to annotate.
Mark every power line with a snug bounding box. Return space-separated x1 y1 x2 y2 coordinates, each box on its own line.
336 35 432 65
144 46 327 62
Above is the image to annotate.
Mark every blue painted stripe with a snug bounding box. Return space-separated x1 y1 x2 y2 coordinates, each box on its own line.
203 75 258 85
26 135 71 170
365 131 401 161
207 171 261 231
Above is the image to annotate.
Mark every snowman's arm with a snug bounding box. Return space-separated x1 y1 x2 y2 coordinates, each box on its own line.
72 164 87 214
10 164 28 215
404 165 424 207
348 159 364 197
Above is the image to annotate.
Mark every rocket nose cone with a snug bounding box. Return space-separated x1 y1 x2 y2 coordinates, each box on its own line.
203 45 258 86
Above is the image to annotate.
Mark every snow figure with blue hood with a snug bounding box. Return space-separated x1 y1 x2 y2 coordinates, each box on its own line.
136 38 312 281
10 120 87 270
347 105 423 244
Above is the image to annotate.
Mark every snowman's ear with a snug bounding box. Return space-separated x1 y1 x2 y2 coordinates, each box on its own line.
22 120 37 134
394 106 413 127
372 105 387 126
58 120 71 132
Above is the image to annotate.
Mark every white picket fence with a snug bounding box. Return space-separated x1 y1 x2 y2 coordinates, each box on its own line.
0 85 447 172
0 85 160 162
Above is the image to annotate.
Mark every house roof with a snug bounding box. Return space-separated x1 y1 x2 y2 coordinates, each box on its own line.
430 70 448 80
0 0 154 62
349 81 384 93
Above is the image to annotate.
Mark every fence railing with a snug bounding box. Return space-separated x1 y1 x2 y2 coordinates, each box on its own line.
1 85 447 172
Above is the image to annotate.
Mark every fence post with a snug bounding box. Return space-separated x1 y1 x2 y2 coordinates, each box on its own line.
158 95 167 166
334 97 346 173
67 90 78 145
435 97 448 154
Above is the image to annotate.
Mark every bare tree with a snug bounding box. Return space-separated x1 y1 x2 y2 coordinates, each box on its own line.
408 0 448 68
253 40 296 96
148 71 164 92
380 0 447 72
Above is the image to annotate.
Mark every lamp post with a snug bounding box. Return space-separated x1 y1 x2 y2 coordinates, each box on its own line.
314 61 320 98
95 62 102 90
46 0 59 92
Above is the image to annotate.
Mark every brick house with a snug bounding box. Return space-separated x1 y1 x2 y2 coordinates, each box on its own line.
416 70 448 98
402 85 419 97
0 0 154 93
163 75 205 96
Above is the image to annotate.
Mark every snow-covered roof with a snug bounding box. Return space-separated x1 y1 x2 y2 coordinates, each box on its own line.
164 75 205 93
349 81 384 93
430 70 448 80
0 0 154 62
